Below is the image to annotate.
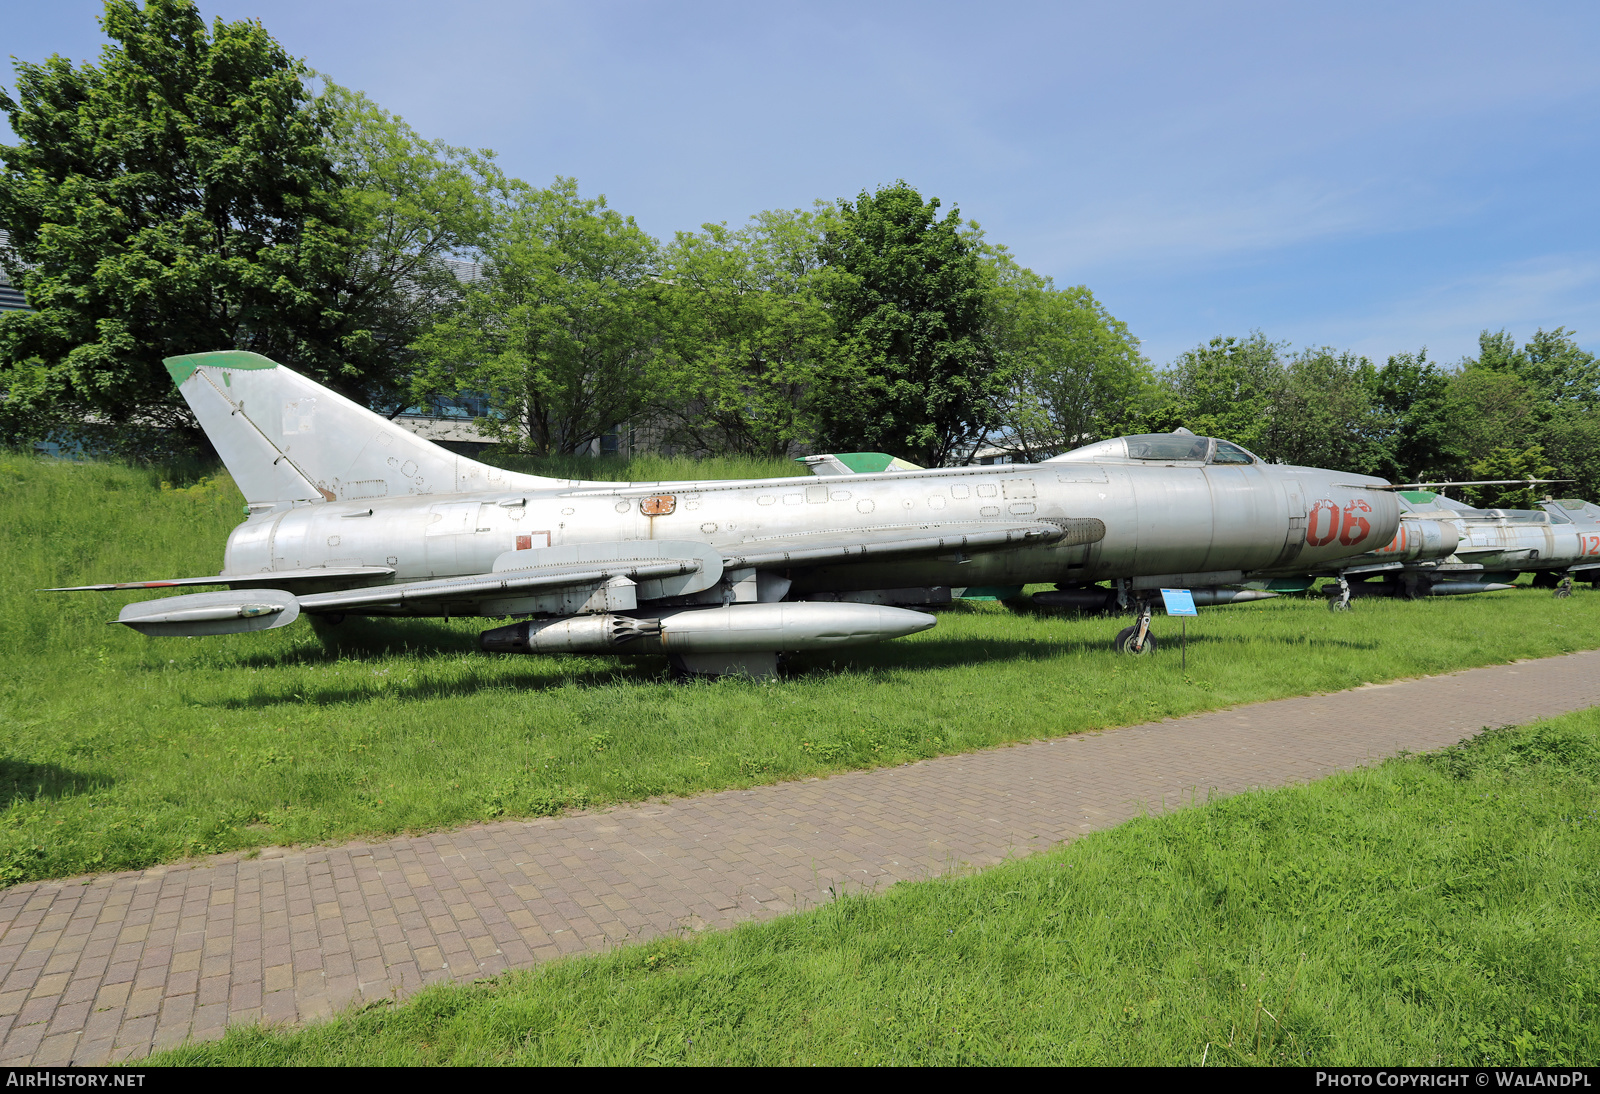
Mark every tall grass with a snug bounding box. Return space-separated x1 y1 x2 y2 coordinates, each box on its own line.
153 707 1600 1066
3 453 1599 886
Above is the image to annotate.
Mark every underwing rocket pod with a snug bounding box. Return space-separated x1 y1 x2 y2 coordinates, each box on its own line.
48 352 1415 672
1030 587 1120 612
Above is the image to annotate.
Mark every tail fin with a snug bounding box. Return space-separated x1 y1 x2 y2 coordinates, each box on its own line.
165 351 566 506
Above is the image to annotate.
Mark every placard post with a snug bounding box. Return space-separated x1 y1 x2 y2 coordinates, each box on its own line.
1158 588 1198 671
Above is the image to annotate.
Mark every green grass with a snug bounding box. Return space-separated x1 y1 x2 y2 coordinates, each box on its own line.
3 453 1600 887
150 707 1600 1066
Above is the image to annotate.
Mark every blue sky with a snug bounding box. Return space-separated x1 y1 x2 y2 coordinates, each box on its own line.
5 0 1600 366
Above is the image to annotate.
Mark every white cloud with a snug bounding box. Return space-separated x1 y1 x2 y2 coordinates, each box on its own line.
1032 180 1399 272
1313 256 1600 363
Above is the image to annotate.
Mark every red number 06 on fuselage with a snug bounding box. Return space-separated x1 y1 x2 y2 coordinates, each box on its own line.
1340 498 1372 546
1307 498 1373 548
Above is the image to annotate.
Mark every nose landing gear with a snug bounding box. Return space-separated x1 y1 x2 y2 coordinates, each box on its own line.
1328 574 1352 611
1111 597 1157 654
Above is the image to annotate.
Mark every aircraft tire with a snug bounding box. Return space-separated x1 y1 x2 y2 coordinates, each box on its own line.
1111 626 1158 655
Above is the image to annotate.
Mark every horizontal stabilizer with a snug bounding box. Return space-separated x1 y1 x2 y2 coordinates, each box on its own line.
1349 479 1573 491
795 452 925 476
117 590 300 636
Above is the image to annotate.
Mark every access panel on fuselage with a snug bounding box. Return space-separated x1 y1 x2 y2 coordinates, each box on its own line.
1201 464 1287 572
1127 465 1215 576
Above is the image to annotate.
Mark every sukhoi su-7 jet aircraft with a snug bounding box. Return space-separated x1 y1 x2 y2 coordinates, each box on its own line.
51 351 1408 673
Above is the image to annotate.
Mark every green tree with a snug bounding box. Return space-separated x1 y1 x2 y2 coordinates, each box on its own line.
1370 349 1465 483
1474 327 1600 413
1150 332 1286 452
316 83 496 414
1540 413 1600 506
1454 328 1600 503
984 248 1152 461
1152 335 1397 471
654 206 836 458
1466 444 1557 509
812 182 1002 467
1257 348 1391 472
410 177 661 457
0 0 355 453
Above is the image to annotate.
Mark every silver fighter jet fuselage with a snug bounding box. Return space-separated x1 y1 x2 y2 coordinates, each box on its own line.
52 352 1404 675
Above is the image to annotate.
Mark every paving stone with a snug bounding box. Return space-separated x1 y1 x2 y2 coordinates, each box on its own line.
2 650 1597 1065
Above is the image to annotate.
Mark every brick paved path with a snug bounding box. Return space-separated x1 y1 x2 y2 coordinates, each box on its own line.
4 650 1599 1065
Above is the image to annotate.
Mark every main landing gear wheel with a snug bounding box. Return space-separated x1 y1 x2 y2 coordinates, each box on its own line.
1111 625 1158 655
1555 574 1575 599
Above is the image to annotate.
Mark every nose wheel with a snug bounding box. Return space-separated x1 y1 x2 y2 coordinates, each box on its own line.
1111 599 1157 654
1112 625 1159 655
1328 574 1352 611
1556 573 1574 599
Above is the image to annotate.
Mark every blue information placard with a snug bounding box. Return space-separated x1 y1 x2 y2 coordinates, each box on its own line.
1159 588 1198 616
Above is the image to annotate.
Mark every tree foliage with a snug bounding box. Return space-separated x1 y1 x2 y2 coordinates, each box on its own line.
811 182 1002 467
0 0 352 452
653 207 836 459
1368 350 1462 484
316 83 496 413
1454 328 1600 505
8 2 1597 503
409 177 660 457
984 249 1152 462
1150 332 1289 453
1145 326 1599 508
1259 349 1391 473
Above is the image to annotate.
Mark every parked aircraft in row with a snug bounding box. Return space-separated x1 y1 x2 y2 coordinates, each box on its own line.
47 351 1582 673
1284 490 1600 607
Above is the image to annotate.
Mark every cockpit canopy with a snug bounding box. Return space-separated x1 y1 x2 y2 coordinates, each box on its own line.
1543 498 1600 523
1045 432 1259 466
